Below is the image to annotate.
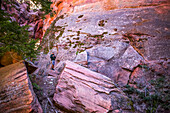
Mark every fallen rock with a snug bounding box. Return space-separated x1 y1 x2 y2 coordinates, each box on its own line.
87 41 129 60
129 67 152 88
0 61 42 113
98 60 131 86
119 46 143 71
93 46 117 60
53 60 130 112
74 50 88 65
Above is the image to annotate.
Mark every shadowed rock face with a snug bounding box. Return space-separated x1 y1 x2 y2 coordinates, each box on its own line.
53 61 130 113
0 62 42 113
1 1 43 40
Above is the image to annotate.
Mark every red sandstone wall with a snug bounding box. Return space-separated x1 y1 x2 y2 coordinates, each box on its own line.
43 0 169 35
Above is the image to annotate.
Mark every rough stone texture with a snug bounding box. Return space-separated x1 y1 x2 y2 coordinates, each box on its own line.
86 41 129 60
125 59 170 112
47 2 170 62
42 2 170 88
147 36 170 60
119 46 144 71
74 50 88 64
103 0 169 9
123 33 170 61
43 3 170 86
53 60 130 112
35 0 170 112
44 0 170 33
129 59 170 88
98 60 131 86
29 73 60 113
129 67 152 88
0 62 42 113
93 47 116 60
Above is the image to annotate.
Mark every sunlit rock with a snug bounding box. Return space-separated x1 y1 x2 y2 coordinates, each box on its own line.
0 62 42 113
119 46 144 71
53 60 130 112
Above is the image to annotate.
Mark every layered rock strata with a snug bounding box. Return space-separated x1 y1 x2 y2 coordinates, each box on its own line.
53 60 130 112
0 62 42 113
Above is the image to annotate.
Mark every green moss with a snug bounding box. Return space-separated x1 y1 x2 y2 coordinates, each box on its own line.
77 31 80 36
43 47 49 54
124 76 170 112
32 82 42 90
56 27 65 40
127 100 135 112
49 41 54 49
123 85 138 94
138 64 149 70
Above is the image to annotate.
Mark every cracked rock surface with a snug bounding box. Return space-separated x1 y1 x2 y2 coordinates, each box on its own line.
53 61 130 113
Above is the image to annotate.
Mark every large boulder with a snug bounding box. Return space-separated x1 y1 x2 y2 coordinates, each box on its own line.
129 60 170 88
53 61 130 112
98 60 131 86
91 45 143 86
0 62 42 113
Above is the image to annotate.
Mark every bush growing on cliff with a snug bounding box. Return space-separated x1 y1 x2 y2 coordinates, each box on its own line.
124 76 170 113
0 0 52 60
0 9 39 60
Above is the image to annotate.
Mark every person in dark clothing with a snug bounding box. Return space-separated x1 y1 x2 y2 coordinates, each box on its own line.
50 52 56 70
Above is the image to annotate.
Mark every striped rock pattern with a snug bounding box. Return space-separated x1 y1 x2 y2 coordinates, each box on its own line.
0 62 42 113
53 61 130 113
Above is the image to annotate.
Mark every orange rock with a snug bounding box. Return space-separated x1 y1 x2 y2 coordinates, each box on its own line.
43 0 170 33
0 52 22 66
0 62 43 113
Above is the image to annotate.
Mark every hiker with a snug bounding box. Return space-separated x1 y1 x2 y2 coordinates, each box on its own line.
50 52 56 70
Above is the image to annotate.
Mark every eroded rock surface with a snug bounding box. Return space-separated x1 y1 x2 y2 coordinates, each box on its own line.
0 62 42 113
42 2 170 87
53 60 130 113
